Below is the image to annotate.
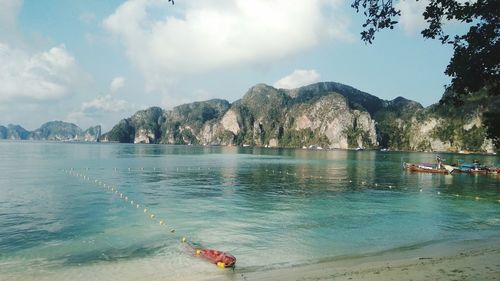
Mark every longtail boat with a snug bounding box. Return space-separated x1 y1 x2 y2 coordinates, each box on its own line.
403 162 449 174
453 162 496 174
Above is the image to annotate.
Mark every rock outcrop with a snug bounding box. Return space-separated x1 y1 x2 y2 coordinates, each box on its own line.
0 121 101 141
102 82 498 153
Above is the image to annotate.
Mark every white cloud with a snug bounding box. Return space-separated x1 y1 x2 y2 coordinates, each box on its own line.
82 95 134 113
104 0 350 90
396 0 429 34
0 43 80 102
110 76 126 93
67 95 138 130
274 69 321 89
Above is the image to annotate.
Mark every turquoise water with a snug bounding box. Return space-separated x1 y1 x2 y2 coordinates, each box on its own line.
0 141 499 280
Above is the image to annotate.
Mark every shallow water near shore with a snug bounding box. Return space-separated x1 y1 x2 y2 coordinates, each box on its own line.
0 141 499 280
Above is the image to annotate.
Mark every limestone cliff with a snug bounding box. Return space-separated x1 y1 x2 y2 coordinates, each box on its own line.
287 94 377 149
374 93 498 153
102 82 497 152
102 107 163 143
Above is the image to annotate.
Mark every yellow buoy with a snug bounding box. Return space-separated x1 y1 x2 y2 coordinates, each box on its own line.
217 262 226 269
159 220 165 225
150 214 155 219
181 237 187 243
195 249 201 255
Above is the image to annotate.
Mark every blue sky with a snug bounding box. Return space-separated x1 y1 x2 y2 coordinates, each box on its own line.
0 0 455 131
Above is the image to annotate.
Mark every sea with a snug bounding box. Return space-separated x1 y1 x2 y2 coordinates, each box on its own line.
0 141 499 280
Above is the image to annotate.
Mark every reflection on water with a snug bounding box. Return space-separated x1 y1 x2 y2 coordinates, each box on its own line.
0 141 499 280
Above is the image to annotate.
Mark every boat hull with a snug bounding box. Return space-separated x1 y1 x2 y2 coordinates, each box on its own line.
404 163 449 174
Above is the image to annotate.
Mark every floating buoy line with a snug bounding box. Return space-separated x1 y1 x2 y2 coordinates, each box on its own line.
101 166 499 204
63 166 498 267
63 168 237 269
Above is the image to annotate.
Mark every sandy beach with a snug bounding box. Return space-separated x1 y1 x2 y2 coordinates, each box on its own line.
4 236 499 281
208 237 500 281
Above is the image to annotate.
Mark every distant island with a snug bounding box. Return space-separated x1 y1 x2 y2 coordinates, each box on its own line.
2 82 497 153
0 121 101 142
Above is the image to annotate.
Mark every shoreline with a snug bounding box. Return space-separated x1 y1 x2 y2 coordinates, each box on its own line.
1 140 497 156
207 236 500 281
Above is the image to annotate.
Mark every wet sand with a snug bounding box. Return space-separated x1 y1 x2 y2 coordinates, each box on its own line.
208 237 500 281
4 237 499 281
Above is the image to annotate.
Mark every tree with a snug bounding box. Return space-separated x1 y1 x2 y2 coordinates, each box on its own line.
352 0 499 99
352 0 499 144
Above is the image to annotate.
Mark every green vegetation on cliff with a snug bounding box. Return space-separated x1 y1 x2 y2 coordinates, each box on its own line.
105 119 136 143
427 91 495 152
32 121 81 140
280 128 330 148
102 82 497 152
374 97 423 150
103 107 162 143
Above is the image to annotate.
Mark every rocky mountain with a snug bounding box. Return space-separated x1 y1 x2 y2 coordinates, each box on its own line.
102 82 498 153
375 90 498 153
0 124 31 140
102 107 163 143
0 121 101 141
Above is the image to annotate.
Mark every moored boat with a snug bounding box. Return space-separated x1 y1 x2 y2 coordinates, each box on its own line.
442 164 458 173
453 162 496 174
403 155 449 174
441 160 497 175
403 162 449 174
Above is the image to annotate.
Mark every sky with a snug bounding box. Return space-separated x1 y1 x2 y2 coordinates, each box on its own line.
0 0 456 131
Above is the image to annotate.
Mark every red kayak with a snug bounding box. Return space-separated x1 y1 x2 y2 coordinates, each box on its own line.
196 248 236 268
